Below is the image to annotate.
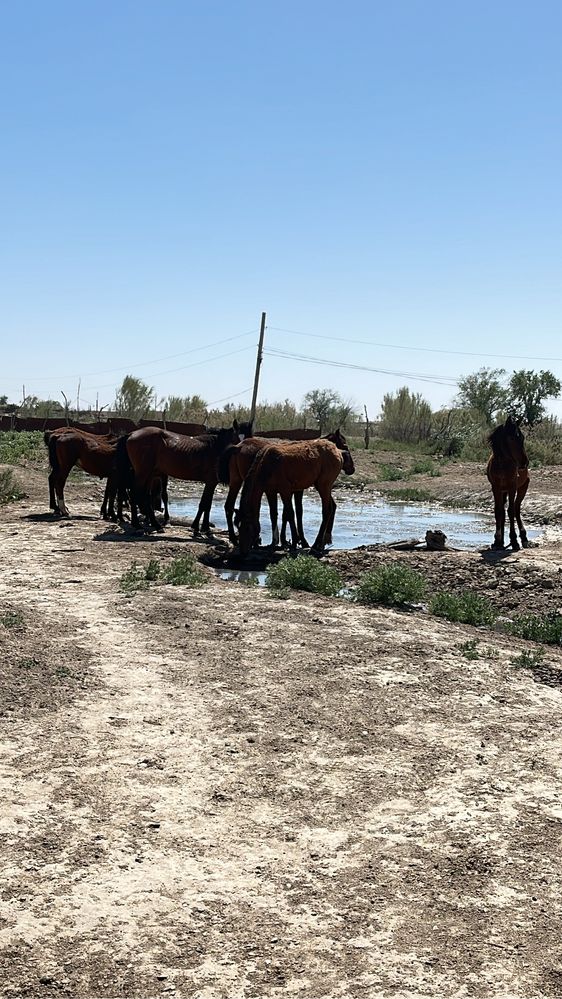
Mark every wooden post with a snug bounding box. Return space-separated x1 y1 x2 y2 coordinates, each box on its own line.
364 404 371 450
250 312 266 424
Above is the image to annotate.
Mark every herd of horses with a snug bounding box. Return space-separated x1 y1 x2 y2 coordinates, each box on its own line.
43 414 530 554
44 420 356 554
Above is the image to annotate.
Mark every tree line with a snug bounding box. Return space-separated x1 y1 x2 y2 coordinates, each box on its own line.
1 368 560 454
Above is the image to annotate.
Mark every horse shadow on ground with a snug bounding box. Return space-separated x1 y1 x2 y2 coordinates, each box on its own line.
22 513 100 523
478 540 539 564
93 526 231 550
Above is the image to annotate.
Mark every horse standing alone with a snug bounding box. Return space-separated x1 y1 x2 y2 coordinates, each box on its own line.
487 416 530 550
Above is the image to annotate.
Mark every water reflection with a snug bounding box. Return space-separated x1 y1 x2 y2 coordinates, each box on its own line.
170 493 534 551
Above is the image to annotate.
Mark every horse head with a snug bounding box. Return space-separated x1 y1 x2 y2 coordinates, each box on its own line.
326 428 348 449
342 449 355 475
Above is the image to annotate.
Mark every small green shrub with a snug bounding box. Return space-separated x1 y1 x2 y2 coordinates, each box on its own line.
161 555 207 588
120 555 207 592
119 562 152 593
511 648 546 669
267 587 290 600
266 555 342 597
0 610 24 629
0 431 44 464
384 487 434 503
411 458 441 477
0 469 25 505
353 564 426 607
430 591 497 626
378 463 409 482
508 613 562 646
457 639 481 660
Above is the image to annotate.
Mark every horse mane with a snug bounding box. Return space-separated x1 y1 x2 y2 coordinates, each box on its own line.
487 425 506 453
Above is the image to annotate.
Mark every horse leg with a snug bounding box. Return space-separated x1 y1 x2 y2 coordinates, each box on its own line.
507 488 519 551
311 486 334 552
281 491 299 549
294 491 309 548
515 478 529 547
266 490 279 547
324 497 336 546
224 483 241 544
53 463 71 518
192 482 215 534
48 470 58 513
161 475 170 525
491 488 506 549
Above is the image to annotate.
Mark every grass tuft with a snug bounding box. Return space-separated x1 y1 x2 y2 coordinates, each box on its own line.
378 463 409 482
266 555 342 597
353 564 426 607
0 469 26 505
0 431 44 465
430 591 497 626
161 555 207 588
507 613 562 646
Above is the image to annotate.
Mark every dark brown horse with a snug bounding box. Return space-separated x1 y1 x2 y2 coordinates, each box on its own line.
124 422 241 533
487 416 530 550
237 438 349 555
45 427 119 517
218 430 353 547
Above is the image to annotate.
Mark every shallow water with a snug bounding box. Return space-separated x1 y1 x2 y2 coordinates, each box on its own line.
170 493 537 551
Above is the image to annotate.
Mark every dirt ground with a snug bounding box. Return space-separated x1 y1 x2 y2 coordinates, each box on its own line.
1 460 562 998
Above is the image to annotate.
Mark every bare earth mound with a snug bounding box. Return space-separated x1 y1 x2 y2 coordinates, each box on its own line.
1 468 562 998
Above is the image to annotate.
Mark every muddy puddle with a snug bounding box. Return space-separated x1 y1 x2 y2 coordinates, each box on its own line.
171 493 538 551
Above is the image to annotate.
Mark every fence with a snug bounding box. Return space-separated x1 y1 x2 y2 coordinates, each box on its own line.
0 415 320 441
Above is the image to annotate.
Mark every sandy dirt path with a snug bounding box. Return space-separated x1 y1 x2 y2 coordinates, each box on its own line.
1 487 562 998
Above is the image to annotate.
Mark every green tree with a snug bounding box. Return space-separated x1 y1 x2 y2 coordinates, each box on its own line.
456 368 508 426
379 387 432 443
114 376 155 421
302 389 357 434
507 369 562 427
166 394 208 422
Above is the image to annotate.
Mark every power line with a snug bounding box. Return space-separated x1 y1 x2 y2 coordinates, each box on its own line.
264 347 460 386
1 329 258 384
206 386 252 407
81 345 255 394
269 325 562 364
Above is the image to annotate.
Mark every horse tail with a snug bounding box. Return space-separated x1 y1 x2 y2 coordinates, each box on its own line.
45 432 59 475
240 446 282 510
114 434 133 489
217 444 239 486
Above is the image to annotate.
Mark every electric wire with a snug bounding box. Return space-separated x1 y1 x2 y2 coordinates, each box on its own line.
264 347 460 387
268 325 562 364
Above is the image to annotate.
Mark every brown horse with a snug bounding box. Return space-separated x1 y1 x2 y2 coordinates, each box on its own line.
487 416 530 550
218 430 353 547
237 438 349 555
45 427 119 517
124 423 241 533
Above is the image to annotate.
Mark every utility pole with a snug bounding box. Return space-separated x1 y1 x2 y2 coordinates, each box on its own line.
250 311 266 425
364 404 371 450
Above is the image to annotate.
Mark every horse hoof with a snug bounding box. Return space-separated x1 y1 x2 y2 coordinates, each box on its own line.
521 538 529 548
490 542 504 551
511 541 520 552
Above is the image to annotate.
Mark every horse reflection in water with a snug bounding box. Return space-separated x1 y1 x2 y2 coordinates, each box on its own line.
487 416 530 551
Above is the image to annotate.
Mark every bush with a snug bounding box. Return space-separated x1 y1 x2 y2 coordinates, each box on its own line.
120 555 207 593
0 431 44 464
430 591 497 626
161 556 207 588
508 613 562 645
266 555 342 596
378 463 409 482
0 469 25 505
411 458 441 477
353 564 426 607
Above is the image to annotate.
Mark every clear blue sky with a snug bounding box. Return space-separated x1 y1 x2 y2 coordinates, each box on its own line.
2 0 561 417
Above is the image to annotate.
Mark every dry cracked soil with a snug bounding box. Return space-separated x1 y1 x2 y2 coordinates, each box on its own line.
1 462 562 998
